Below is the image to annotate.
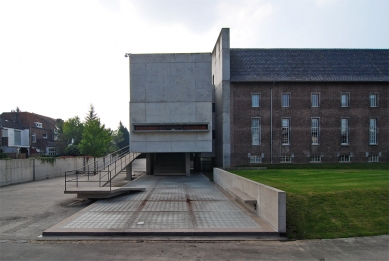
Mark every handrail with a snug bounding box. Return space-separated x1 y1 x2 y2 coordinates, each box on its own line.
64 148 140 193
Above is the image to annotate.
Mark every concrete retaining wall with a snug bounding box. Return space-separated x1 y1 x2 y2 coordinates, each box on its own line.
0 157 89 187
213 168 286 233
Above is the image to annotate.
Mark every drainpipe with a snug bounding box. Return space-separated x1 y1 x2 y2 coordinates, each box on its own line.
270 83 274 164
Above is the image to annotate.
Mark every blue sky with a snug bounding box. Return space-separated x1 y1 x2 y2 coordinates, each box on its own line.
1 0 388 129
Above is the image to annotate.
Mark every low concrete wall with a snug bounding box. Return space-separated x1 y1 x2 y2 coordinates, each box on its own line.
0 157 89 187
213 168 286 233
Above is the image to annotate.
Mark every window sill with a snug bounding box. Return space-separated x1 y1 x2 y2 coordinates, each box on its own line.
282 144 290 146
311 143 320 146
341 143 349 146
369 144 378 146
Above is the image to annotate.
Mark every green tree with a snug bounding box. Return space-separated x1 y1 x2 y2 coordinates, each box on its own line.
63 116 84 145
79 106 111 158
109 129 124 153
117 121 130 150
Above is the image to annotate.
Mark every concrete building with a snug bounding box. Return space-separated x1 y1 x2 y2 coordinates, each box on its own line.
128 28 389 171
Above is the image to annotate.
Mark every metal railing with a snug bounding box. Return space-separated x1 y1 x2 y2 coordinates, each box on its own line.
64 146 140 192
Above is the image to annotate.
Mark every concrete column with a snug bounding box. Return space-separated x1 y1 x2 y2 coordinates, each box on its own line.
125 162 132 180
185 153 190 176
146 153 151 175
194 153 201 172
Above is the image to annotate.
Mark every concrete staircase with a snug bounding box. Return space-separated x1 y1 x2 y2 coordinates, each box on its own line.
64 147 144 198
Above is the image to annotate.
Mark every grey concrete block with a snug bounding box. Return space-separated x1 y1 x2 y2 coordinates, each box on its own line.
170 53 196 63
195 53 211 63
147 142 172 152
195 102 212 122
130 103 146 123
170 102 196 122
195 89 212 102
130 141 147 152
171 141 196 152
195 62 212 89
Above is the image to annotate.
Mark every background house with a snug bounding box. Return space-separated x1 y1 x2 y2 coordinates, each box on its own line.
1 110 59 158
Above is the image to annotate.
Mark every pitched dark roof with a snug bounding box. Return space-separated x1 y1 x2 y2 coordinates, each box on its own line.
230 49 389 82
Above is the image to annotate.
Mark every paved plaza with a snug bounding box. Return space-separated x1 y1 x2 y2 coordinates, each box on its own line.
43 173 275 236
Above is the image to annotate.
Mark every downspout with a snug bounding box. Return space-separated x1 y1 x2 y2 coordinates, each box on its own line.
270 83 274 164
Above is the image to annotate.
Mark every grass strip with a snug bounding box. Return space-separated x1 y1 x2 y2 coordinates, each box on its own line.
230 169 389 239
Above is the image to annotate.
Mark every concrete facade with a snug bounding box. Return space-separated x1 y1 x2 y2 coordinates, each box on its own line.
127 28 388 168
129 53 212 153
212 29 231 168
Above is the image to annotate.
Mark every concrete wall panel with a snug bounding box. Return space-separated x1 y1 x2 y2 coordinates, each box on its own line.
213 168 286 233
130 63 146 102
147 142 172 152
170 103 196 122
130 103 146 123
196 62 212 89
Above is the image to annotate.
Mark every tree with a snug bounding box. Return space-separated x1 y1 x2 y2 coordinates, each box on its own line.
79 106 112 158
109 129 124 153
117 121 130 150
85 104 98 122
63 116 84 145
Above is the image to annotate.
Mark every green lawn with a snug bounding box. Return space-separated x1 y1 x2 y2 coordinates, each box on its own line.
230 168 389 239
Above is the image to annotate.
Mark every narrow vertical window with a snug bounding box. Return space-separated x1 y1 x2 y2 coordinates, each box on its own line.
281 94 290 107
311 118 319 145
341 118 349 145
311 93 320 107
14 130 21 145
341 93 349 107
252 94 260 107
369 118 377 145
281 118 290 145
251 118 260 145
369 94 378 107
32 133 36 143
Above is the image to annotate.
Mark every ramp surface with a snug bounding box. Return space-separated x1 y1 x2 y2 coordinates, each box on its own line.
44 173 276 236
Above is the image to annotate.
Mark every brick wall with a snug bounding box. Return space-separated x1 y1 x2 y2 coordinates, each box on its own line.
230 82 388 166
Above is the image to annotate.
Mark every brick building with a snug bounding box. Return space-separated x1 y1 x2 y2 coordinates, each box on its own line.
0 111 59 158
229 49 388 165
128 28 388 170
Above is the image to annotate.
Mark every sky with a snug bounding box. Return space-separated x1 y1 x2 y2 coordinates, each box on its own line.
1 0 388 130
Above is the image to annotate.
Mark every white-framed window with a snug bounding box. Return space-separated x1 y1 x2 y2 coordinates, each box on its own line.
14 130 21 145
341 118 349 145
250 156 262 163
311 118 319 145
310 155 321 163
251 118 261 145
32 133 36 143
369 118 377 145
341 93 349 107
42 134 48 139
280 155 291 163
369 93 378 107
368 154 379 162
47 148 56 156
281 118 290 145
252 94 260 107
339 155 350 162
281 93 290 107
34 122 43 128
311 93 320 107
